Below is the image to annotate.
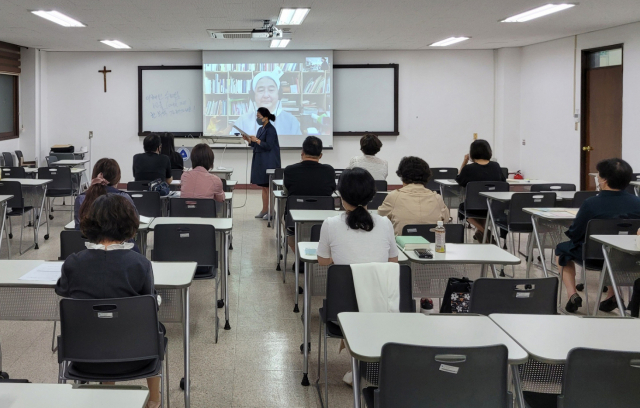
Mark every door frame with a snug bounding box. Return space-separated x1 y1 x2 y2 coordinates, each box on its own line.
580 43 624 190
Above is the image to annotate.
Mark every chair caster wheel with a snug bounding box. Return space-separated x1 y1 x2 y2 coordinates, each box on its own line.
298 286 304 294
180 377 185 390
217 299 224 308
0 372 9 380
603 286 608 293
49 215 54 220
44 234 50 240
576 284 584 292
8 233 12 239
299 342 311 353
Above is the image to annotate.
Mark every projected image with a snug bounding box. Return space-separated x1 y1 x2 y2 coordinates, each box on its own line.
203 59 331 146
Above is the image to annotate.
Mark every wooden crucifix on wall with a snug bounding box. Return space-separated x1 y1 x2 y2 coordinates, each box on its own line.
98 66 111 92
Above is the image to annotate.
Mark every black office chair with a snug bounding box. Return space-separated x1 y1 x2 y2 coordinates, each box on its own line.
558 348 640 408
625 173 640 194
169 198 216 217
59 230 88 260
367 192 388 210
582 219 640 315
0 166 26 179
38 167 76 226
571 191 598 208
531 183 576 192
127 191 162 218
317 264 415 408
1 152 14 167
402 224 465 244
171 169 183 181
458 181 509 241
374 180 387 192
363 343 511 408
127 181 151 191
53 152 75 161
57 296 169 407
501 167 509 179
274 168 284 180
426 168 458 193
14 151 35 168
0 180 35 256
469 277 558 315
152 224 220 341
45 156 58 167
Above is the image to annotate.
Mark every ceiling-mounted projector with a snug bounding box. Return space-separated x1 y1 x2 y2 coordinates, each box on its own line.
208 20 285 41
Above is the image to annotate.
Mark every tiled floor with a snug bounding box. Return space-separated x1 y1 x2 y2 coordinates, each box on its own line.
0 191 620 407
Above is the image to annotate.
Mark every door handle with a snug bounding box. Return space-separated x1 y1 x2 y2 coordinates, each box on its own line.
582 146 594 152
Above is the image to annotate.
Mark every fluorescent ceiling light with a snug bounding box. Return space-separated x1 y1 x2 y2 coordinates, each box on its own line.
501 4 576 22
100 40 131 49
430 37 470 47
31 10 85 27
277 8 310 25
270 39 291 48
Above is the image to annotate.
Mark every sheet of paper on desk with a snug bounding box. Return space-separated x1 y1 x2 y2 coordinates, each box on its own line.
139 215 152 224
20 262 63 282
304 248 317 256
546 211 576 217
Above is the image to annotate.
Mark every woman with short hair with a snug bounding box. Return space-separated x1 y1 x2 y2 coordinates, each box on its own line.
180 143 225 201
346 134 388 180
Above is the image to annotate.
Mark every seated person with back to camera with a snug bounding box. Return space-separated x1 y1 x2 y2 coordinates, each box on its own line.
133 133 173 184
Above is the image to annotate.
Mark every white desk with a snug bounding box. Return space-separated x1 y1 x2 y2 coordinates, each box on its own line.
339 313 529 408
590 235 640 316
631 180 640 196
296 242 408 386
0 260 196 408
0 195 13 259
270 178 285 228
149 217 233 330
51 159 89 166
209 167 233 180
523 208 577 278
435 179 554 209
0 179 52 255
0 383 149 408
24 167 86 175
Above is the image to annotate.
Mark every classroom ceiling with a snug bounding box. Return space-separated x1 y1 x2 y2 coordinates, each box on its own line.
1 0 640 51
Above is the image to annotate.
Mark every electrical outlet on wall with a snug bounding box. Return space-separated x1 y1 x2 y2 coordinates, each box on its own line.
89 131 93 139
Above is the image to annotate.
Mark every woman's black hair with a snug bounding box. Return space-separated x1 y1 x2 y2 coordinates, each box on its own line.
257 107 276 122
80 194 139 243
160 133 177 157
396 156 432 185
360 134 382 156
596 158 633 190
338 168 376 231
469 139 492 161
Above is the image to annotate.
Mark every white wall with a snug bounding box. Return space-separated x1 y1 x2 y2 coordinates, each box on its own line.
493 47 522 173
38 49 495 184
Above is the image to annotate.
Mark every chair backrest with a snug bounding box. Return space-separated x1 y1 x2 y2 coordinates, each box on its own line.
402 224 465 244
310 224 322 242
285 195 335 228
374 180 387 192
0 180 25 208
464 181 510 211
171 169 183 180
530 183 577 192
500 167 508 179
583 219 640 263
58 296 163 368
45 156 58 167
59 230 89 260
152 224 217 267
54 152 75 161
169 198 217 218
560 348 640 408
1 166 26 179
374 343 510 408
571 191 598 208
469 277 558 315
221 178 229 192
2 152 14 167
507 192 557 226
426 168 458 192
274 168 284 180
14 150 25 165
127 191 162 218
325 264 415 322
127 181 151 191
367 192 388 210
38 167 72 190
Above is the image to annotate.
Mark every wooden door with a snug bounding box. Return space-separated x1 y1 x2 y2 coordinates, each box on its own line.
581 60 623 190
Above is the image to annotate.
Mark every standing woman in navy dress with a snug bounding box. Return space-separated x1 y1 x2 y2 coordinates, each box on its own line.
243 107 281 219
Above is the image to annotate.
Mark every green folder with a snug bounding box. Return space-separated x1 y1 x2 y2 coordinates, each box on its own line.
395 235 430 250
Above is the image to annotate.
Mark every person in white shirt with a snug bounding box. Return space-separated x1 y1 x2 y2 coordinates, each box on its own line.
317 167 398 266
345 134 388 180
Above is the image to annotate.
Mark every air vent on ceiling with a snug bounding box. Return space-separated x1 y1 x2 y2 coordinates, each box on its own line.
207 30 253 40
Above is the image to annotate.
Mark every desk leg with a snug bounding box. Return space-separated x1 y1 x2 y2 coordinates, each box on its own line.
183 287 191 408
294 223 300 313
302 262 310 386
351 357 361 408
0 202 6 258
276 198 282 273
531 216 549 277
268 175 273 228
224 231 231 329
229 199 234 250
487 199 500 245
511 365 525 408
35 185 48 249
525 230 535 278
602 246 626 317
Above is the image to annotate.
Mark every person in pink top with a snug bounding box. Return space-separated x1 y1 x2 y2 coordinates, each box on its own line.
180 143 225 201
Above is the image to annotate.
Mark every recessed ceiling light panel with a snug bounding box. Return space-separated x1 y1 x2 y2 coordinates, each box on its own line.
429 37 470 47
31 10 85 27
100 40 131 49
501 3 576 22
277 8 310 25
270 39 290 48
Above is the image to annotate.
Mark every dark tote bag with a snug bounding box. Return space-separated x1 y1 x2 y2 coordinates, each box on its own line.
440 277 473 313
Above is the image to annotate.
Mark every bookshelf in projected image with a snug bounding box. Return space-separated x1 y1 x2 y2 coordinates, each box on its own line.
203 63 331 135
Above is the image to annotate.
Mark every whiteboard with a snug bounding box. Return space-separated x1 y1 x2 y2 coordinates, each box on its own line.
333 65 398 135
139 67 202 134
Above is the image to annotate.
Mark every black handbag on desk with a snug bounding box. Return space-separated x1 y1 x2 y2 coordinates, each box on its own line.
440 277 473 313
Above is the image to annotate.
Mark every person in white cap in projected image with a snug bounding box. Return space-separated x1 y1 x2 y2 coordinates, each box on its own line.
230 66 302 136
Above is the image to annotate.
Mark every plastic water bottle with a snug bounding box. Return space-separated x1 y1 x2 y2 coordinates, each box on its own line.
435 221 446 253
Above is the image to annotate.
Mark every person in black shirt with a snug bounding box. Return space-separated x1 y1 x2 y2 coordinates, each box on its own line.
55 194 163 408
555 158 640 313
132 134 173 183
160 132 184 170
455 139 506 241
